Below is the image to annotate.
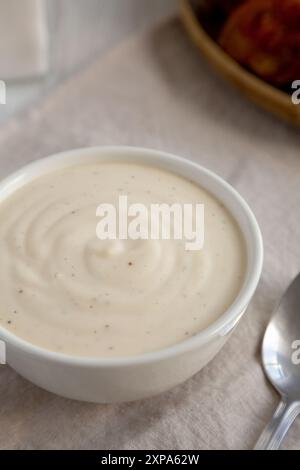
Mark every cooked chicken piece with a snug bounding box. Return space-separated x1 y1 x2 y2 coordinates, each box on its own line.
219 0 300 86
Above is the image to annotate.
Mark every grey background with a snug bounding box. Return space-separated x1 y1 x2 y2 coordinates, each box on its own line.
0 0 176 124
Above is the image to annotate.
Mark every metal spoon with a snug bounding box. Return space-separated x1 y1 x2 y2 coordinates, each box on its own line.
255 273 300 450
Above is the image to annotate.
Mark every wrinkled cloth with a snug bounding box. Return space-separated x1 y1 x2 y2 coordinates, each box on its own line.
0 18 299 450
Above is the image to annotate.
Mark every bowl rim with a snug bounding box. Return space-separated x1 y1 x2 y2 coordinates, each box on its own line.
180 0 300 126
0 146 263 367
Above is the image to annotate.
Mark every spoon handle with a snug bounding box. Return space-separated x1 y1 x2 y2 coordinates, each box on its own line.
254 399 300 450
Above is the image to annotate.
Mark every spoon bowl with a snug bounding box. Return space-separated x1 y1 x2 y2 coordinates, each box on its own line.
255 273 300 450
263 273 300 399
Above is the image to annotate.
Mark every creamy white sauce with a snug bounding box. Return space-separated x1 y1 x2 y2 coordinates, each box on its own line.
0 162 246 357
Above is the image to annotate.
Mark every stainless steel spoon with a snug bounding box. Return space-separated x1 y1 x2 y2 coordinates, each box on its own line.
255 273 300 450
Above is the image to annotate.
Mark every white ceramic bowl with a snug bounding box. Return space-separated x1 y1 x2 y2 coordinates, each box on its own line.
0 146 263 403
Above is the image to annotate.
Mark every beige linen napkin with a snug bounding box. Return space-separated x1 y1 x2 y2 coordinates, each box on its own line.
0 18 299 450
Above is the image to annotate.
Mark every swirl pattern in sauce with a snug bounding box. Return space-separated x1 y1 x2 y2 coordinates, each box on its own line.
0 162 246 357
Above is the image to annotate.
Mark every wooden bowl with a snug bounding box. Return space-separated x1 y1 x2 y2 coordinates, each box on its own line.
180 0 300 126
